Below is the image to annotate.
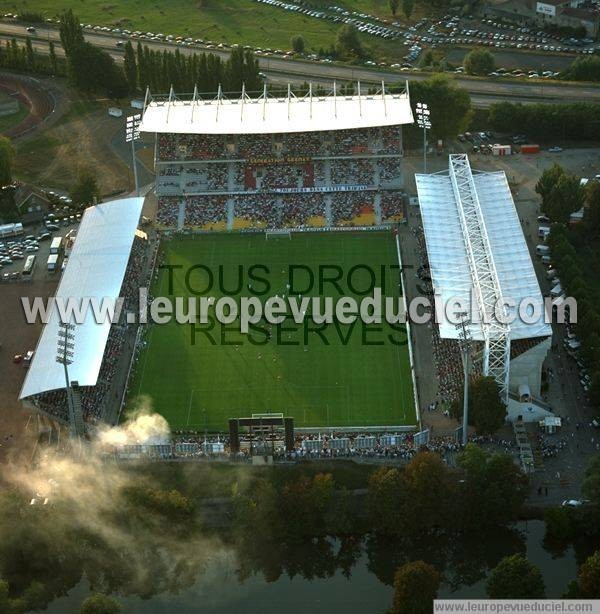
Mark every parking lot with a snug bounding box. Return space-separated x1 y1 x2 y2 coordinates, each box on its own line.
1 215 81 285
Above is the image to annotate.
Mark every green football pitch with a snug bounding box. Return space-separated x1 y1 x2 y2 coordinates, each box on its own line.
129 231 416 431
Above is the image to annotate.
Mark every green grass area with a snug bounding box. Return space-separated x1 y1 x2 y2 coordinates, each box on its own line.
130 232 415 432
0 0 407 60
0 101 27 132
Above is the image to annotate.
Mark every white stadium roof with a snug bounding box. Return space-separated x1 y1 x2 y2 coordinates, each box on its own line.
20 197 144 400
139 84 414 135
416 160 551 343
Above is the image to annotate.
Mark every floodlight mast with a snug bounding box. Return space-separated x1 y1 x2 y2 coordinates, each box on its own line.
56 322 82 438
415 102 431 173
455 311 472 446
126 114 142 196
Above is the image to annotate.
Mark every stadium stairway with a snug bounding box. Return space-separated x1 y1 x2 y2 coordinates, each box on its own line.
227 198 234 231
374 193 382 225
177 200 186 230
324 195 333 227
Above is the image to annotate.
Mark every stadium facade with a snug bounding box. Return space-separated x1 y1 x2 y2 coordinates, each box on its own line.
138 82 413 230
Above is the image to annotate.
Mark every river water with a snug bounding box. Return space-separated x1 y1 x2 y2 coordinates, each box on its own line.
45 520 581 613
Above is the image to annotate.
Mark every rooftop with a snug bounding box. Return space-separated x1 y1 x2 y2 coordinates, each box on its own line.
20 196 144 400
139 83 414 135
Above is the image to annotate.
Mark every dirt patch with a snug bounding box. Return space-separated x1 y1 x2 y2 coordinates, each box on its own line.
0 278 58 462
15 97 132 194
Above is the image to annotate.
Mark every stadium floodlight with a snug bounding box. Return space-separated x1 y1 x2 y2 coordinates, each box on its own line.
415 102 432 173
56 322 81 439
126 114 141 196
455 311 472 447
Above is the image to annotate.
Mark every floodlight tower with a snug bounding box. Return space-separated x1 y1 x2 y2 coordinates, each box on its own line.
126 114 141 196
455 311 472 447
415 102 431 173
56 322 82 438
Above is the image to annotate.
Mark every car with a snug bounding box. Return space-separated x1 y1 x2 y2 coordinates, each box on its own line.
561 499 590 507
26 26 35 33
548 146 563 153
37 232 51 241
45 223 60 231
537 215 551 224
13 354 23 363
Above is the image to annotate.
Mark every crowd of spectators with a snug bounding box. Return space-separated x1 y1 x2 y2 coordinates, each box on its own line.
284 133 323 156
185 196 228 226
238 134 273 157
157 197 180 226
157 128 400 163
379 158 402 184
331 159 374 185
380 191 405 221
259 164 306 189
331 192 372 225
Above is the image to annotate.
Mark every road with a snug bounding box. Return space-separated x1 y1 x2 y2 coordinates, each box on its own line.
3 22 600 106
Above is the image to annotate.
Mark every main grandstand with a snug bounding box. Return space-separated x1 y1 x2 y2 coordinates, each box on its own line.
140 82 413 230
416 154 554 424
19 197 151 433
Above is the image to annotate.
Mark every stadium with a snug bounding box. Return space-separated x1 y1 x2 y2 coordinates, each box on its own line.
20 82 424 454
18 82 553 459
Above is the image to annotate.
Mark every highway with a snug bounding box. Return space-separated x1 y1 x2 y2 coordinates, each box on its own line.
3 22 600 106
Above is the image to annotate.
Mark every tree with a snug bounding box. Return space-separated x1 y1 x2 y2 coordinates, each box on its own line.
69 167 100 209
403 451 455 532
25 36 34 70
562 56 600 83
123 41 137 93
402 0 414 19
451 376 506 435
408 75 472 142
486 554 545 598
291 35 305 54
368 466 408 535
335 24 363 58
470 376 506 434
59 8 84 57
584 181 600 239
463 48 495 76
391 561 440 614
578 550 600 597
0 136 14 187
545 173 584 224
457 444 528 530
80 593 121 614
389 0 400 16
49 40 57 74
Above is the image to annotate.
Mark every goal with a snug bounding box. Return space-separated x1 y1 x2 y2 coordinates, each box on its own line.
265 229 291 240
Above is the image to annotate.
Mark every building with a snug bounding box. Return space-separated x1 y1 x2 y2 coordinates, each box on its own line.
20 197 146 429
416 154 554 423
484 0 599 36
14 184 51 225
139 83 413 230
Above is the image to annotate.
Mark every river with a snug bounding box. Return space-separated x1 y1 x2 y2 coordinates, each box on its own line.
44 520 582 613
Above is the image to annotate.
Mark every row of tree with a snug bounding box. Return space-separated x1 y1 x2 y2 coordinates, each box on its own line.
561 56 600 83
233 445 528 546
57 9 263 98
128 42 261 95
538 165 600 406
488 101 600 143
0 37 59 77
